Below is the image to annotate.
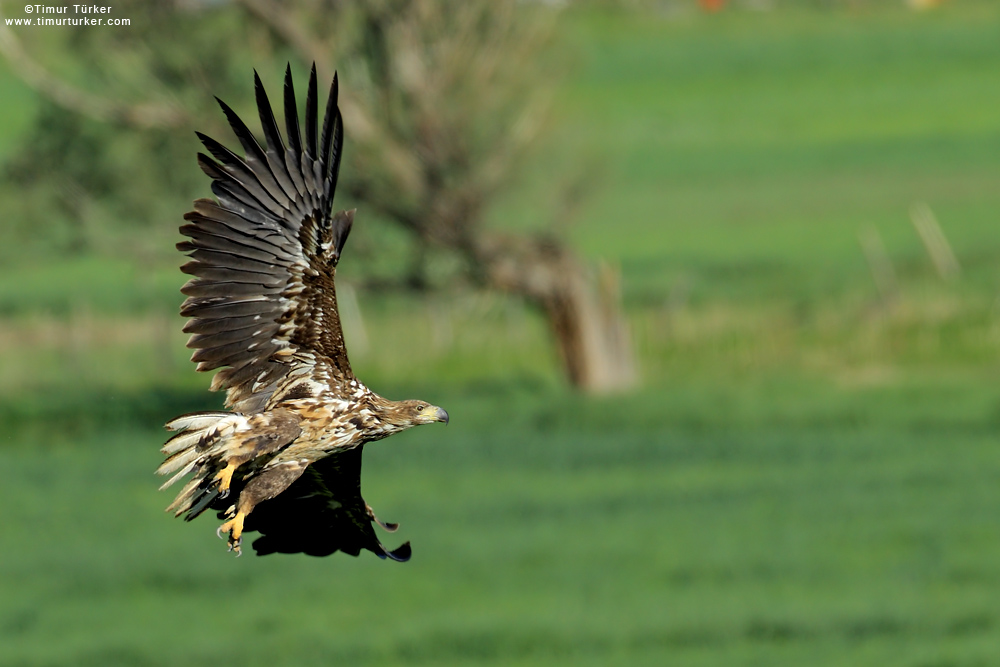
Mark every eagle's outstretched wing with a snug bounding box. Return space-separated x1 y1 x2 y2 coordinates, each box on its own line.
178 64 353 413
240 445 411 560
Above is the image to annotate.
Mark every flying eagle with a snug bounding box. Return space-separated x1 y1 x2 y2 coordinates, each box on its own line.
157 65 449 558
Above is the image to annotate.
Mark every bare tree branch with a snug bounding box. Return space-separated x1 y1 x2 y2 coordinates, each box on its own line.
0 11 190 129
233 0 425 199
0 0 636 391
231 0 330 68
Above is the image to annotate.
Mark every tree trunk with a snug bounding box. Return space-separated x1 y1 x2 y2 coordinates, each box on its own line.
473 234 636 393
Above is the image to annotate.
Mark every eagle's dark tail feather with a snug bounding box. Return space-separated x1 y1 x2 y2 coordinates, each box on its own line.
379 542 412 562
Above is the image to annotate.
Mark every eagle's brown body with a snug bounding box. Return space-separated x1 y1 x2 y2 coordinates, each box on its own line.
157 66 448 558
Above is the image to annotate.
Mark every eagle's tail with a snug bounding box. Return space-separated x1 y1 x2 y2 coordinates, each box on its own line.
158 411 246 519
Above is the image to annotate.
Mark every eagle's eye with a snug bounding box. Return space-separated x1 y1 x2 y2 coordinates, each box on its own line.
416 405 424 412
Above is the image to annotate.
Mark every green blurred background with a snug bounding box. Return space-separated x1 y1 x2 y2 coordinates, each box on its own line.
3 1 1000 665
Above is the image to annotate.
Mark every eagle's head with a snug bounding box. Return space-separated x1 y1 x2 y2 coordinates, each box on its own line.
387 399 450 428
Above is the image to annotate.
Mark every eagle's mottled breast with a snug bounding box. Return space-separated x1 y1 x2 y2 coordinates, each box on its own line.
269 380 403 465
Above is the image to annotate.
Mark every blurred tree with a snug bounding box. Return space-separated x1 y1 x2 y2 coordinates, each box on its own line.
0 0 635 392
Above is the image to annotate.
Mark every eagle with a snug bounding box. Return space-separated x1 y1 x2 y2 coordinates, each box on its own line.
156 65 449 558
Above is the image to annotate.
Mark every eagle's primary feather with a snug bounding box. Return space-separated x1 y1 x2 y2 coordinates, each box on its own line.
159 65 449 558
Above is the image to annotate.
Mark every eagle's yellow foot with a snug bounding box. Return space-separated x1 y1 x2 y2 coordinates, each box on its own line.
216 511 245 556
213 463 238 499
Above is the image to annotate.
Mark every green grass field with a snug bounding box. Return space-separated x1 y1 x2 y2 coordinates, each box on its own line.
3 2 1000 665
4 381 1000 666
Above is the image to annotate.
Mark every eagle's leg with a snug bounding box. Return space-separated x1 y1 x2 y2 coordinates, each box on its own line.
216 460 309 556
211 413 304 500
212 462 239 498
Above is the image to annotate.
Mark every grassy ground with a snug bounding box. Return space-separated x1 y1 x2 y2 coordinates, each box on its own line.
3 2 1000 665
3 381 1000 666
505 0 1000 304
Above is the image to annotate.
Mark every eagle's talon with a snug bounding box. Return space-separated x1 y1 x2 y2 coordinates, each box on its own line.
217 512 246 554
213 463 238 497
